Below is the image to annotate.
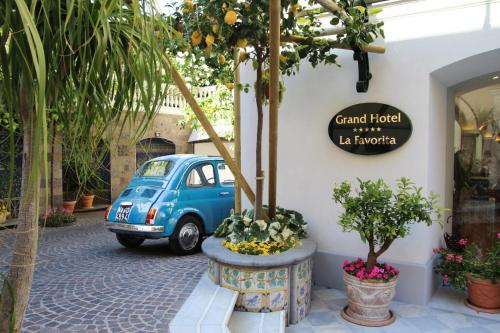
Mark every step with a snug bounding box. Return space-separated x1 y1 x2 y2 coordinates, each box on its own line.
169 273 238 333
228 311 286 333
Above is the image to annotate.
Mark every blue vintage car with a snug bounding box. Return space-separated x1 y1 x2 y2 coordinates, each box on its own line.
105 154 235 255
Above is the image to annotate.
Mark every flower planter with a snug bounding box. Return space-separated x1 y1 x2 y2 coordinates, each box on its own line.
0 215 6 224
465 275 500 313
63 200 77 214
80 195 95 209
341 271 398 326
202 236 317 325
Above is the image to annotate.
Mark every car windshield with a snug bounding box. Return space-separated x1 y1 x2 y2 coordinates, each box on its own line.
136 160 174 177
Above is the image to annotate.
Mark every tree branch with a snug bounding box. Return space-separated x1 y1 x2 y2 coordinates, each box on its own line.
280 34 385 54
375 238 394 258
314 0 351 22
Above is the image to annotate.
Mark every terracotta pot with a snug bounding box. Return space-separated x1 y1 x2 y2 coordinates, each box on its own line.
342 271 398 326
80 195 95 209
63 200 77 214
466 275 500 312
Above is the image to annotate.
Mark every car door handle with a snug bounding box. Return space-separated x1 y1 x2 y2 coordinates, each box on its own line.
219 192 230 197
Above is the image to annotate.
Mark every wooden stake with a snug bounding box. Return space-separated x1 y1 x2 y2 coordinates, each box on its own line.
234 50 242 213
166 57 257 208
268 0 280 219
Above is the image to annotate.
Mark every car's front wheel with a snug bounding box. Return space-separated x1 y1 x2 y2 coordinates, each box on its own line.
170 216 203 255
116 234 145 248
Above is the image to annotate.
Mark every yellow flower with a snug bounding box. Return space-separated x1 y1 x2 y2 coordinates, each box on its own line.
279 54 288 63
191 31 202 46
211 24 219 34
224 10 238 25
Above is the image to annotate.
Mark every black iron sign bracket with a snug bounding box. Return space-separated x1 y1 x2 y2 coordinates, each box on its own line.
352 1 372 93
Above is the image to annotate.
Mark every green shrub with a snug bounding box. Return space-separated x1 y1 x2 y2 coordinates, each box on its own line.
42 208 76 227
333 178 442 271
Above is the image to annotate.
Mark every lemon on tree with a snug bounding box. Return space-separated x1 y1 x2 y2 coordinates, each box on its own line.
224 10 237 25
171 0 385 222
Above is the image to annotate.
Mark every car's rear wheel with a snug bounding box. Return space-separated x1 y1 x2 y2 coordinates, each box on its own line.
170 216 203 255
116 234 145 248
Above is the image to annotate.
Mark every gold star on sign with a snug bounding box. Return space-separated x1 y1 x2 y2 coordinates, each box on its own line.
365 127 370 132
353 128 358 132
371 127 375 132
358 127 364 132
377 127 382 132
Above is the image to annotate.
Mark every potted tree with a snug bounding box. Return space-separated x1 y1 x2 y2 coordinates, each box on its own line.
332 178 441 326
434 234 500 313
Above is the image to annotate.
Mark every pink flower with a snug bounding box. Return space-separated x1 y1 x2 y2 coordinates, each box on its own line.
377 274 382 279
383 274 389 279
455 255 463 264
433 248 441 254
497 232 500 239
446 253 454 261
356 270 364 279
443 275 449 283
458 239 468 246
343 260 350 266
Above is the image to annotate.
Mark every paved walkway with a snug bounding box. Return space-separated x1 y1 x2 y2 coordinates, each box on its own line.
0 212 206 333
2 212 499 333
287 287 500 333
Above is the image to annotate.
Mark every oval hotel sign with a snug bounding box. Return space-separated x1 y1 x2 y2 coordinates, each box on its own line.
328 103 412 155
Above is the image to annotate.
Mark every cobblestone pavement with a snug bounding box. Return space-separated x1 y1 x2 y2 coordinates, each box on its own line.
0 211 207 333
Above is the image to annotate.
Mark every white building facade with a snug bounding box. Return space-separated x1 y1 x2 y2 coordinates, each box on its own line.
240 0 500 305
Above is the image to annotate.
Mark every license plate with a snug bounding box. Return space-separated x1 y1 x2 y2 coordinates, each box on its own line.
116 205 132 222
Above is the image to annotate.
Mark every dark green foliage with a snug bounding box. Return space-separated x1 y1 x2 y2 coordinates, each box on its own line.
41 209 77 228
214 206 308 244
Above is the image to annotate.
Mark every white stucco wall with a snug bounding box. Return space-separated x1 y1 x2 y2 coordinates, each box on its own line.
194 141 234 157
240 0 500 265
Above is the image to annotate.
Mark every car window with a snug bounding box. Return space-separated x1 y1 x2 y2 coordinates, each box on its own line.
186 163 215 187
218 163 235 186
201 164 215 185
136 160 173 177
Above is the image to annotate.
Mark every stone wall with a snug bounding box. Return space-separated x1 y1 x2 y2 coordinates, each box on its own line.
110 113 192 200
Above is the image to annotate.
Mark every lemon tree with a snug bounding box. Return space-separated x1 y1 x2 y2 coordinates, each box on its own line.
169 0 384 221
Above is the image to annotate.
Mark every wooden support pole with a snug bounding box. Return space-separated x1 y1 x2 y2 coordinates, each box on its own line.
280 35 385 54
166 57 257 208
268 0 280 219
234 50 242 214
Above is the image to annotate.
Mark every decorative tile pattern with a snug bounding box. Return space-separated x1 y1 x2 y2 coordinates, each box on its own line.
207 259 220 284
290 258 313 324
211 257 313 325
218 264 290 315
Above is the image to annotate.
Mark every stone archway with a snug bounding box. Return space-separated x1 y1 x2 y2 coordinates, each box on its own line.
135 138 176 169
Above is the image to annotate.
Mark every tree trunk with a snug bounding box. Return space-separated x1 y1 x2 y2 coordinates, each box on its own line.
366 251 377 272
254 56 264 221
0 83 40 333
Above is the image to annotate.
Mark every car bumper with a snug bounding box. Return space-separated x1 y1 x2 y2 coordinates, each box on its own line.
105 222 164 233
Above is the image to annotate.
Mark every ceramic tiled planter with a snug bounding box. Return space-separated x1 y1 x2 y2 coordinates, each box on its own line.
203 236 316 325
